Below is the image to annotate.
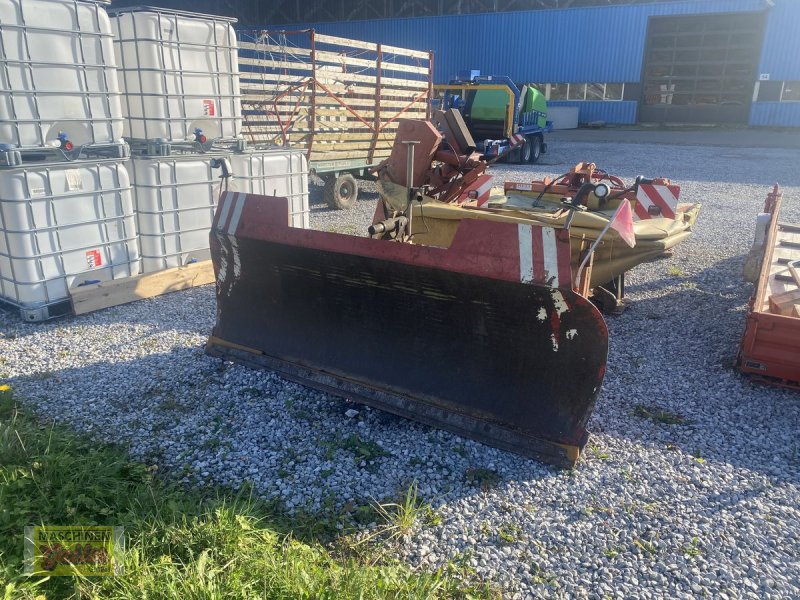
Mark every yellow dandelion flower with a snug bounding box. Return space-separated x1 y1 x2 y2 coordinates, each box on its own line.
0 384 10 392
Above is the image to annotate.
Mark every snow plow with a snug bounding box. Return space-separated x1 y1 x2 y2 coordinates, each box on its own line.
205 191 607 466
738 185 800 390
205 144 609 466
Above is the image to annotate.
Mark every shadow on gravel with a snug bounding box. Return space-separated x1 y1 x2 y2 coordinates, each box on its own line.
5 341 543 521
623 254 751 299
0 286 217 341
600 254 800 483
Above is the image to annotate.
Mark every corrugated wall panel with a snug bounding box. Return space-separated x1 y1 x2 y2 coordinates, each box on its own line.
260 0 767 83
758 0 800 80
547 101 638 125
749 102 800 127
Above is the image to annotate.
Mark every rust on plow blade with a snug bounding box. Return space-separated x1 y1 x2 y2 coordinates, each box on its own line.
206 193 609 467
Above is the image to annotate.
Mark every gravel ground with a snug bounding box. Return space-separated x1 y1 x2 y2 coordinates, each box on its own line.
2 139 800 598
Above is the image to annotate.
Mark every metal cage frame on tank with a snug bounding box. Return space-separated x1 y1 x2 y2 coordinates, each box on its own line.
0 0 127 165
0 157 140 321
108 5 243 146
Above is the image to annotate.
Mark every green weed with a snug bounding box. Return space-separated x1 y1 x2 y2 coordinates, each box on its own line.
331 433 390 465
633 538 658 556
589 443 610 460
667 265 686 277
632 404 688 425
453 444 468 458
683 537 702 558
497 523 523 544
465 467 502 491
369 481 428 540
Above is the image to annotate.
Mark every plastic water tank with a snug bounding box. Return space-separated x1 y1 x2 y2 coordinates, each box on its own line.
0 0 124 148
110 7 242 142
230 149 309 229
0 159 140 319
127 152 231 273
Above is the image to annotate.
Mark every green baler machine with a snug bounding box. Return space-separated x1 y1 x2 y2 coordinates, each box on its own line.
434 73 552 163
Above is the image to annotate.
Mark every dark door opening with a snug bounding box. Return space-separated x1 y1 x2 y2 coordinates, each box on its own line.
639 12 766 124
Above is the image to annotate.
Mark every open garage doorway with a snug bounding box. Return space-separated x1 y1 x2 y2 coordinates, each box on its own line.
640 12 766 124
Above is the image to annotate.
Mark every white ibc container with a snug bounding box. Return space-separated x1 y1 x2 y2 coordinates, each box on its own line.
0 0 124 148
110 7 242 142
0 160 139 320
128 153 229 273
231 149 309 229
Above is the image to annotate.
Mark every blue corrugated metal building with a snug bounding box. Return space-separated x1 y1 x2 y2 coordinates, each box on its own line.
257 0 800 127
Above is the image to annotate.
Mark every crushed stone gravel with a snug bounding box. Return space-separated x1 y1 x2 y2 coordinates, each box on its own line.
1 139 799 598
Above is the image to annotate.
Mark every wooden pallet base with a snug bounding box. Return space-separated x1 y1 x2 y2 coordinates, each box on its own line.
70 260 215 316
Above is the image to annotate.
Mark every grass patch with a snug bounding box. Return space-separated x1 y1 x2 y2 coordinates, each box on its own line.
588 443 610 460
357 481 429 550
632 538 658 556
464 468 502 492
583 504 614 518
667 265 686 277
693 449 707 464
496 523 523 544
683 536 702 559
0 388 492 599
324 433 390 465
632 404 688 426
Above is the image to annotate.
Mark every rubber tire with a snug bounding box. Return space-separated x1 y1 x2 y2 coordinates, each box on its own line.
521 138 532 163
527 135 543 163
324 173 358 210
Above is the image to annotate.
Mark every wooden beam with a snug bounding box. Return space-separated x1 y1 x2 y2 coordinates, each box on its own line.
311 149 392 161
242 107 426 122
240 80 427 99
238 41 313 55
315 50 429 74
242 93 428 110
314 33 429 59
70 261 216 316
242 121 402 135
238 56 314 72
239 36 431 66
239 57 428 89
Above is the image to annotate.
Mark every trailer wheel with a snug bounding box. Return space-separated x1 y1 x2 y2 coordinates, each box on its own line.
324 173 358 210
521 139 532 163
527 135 543 164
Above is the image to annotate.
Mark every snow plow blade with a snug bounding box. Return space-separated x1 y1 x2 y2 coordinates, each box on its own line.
206 193 609 467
